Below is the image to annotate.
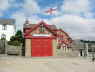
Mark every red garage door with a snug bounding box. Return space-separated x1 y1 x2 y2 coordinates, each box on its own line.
31 38 52 57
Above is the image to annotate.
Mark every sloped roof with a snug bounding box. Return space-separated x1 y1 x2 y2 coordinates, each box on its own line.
46 25 57 30
24 21 57 36
0 19 15 25
24 23 57 30
24 24 35 29
24 20 72 44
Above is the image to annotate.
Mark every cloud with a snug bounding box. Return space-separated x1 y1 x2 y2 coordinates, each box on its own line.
17 0 41 18
23 0 40 14
12 11 43 30
0 0 10 10
63 0 89 14
48 0 95 40
50 14 95 40
11 0 41 30
0 0 94 40
0 0 12 16
12 12 26 30
62 0 95 18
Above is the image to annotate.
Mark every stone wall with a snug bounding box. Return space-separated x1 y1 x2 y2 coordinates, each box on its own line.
0 40 22 55
6 45 22 56
55 40 84 57
56 48 79 57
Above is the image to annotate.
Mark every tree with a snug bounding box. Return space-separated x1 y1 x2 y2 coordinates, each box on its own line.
8 30 24 46
10 36 15 41
15 30 24 43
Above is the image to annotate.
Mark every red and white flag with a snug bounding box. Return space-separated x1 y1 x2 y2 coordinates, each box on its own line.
44 8 57 15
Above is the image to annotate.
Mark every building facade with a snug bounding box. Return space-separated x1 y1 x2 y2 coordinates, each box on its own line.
0 19 16 41
71 40 95 57
80 40 95 57
24 20 72 57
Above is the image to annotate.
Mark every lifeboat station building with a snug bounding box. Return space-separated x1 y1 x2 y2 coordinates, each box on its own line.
24 20 72 57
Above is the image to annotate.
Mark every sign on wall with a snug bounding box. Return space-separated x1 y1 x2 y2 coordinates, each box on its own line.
32 34 51 37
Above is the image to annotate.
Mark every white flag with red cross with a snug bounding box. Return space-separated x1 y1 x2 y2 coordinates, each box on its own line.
44 8 57 15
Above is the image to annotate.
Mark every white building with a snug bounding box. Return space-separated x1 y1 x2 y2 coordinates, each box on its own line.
0 19 16 41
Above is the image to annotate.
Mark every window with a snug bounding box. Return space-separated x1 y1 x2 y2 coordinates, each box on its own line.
88 44 95 52
2 24 7 30
88 48 95 52
39 24 45 33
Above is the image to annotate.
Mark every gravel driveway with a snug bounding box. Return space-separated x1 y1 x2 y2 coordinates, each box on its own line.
0 56 95 72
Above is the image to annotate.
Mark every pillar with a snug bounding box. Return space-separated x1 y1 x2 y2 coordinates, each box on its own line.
52 39 57 56
85 43 89 56
25 39 31 57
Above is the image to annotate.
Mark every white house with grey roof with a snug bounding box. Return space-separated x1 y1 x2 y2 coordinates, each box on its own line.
0 19 16 41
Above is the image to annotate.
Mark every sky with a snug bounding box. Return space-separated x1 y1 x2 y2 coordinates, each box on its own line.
0 0 95 40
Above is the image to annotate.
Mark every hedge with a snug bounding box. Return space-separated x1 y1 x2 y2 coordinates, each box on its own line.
8 41 21 46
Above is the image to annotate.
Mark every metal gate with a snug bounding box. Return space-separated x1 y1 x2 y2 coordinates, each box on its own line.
0 40 6 54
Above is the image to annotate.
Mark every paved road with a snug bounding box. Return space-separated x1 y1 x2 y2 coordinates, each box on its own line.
0 56 95 72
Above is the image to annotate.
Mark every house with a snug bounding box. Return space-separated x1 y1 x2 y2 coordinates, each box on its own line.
0 19 16 41
24 20 72 57
79 40 95 57
71 39 95 57
71 39 84 56
56 29 72 49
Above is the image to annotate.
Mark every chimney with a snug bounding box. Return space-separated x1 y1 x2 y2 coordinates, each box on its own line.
24 19 30 25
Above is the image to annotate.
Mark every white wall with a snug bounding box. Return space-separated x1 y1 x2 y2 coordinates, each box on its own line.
0 25 15 41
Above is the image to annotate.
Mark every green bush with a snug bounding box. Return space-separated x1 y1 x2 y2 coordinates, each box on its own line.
1 38 6 40
10 36 15 41
8 41 21 46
